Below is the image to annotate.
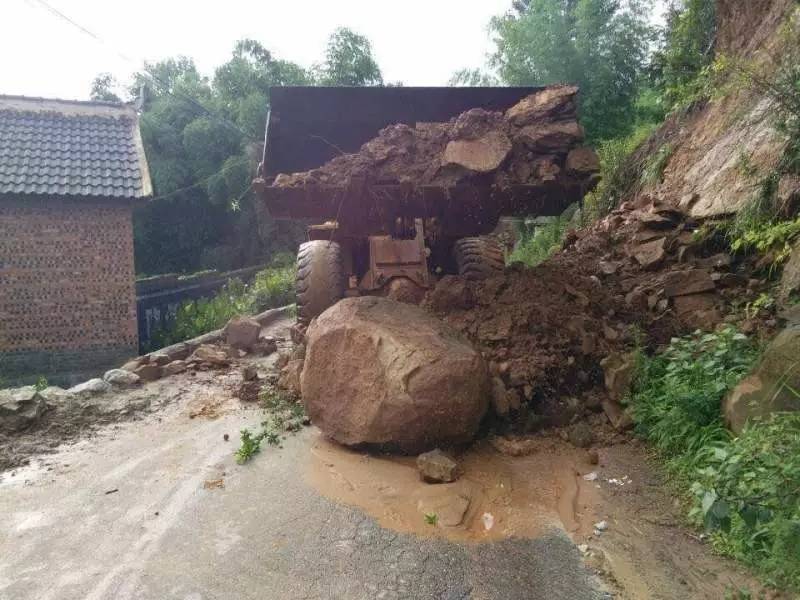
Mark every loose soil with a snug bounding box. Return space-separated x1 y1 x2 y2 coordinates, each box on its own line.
307 431 599 543
308 430 770 599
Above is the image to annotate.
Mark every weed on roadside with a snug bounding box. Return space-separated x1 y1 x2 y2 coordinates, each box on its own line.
235 384 305 464
629 328 800 591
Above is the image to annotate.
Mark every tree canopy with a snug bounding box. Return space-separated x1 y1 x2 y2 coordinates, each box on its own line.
489 0 655 141
104 28 383 275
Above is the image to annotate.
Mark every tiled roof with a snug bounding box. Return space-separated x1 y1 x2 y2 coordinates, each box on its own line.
0 96 152 200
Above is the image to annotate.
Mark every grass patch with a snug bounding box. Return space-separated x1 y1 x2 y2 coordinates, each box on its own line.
235 384 305 464
508 216 570 267
629 327 800 591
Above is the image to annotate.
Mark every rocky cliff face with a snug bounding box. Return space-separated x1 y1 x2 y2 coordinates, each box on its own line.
644 0 798 219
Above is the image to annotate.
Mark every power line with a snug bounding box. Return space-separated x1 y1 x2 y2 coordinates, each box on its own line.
26 0 254 141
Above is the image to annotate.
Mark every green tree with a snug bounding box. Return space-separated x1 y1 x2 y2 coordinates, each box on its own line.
489 0 654 141
89 73 121 102
314 27 383 86
650 0 717 108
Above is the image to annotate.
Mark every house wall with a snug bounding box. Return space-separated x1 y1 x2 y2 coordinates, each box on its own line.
0 196 138 386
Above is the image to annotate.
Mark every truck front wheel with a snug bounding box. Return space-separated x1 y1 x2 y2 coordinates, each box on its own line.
453 237 505 281
296 240 345 324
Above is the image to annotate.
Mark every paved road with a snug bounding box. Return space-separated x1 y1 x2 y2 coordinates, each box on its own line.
0 356 604 600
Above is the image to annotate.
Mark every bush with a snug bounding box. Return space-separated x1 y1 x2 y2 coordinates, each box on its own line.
582 122 659 221
148 258 296 349
629 328 800 590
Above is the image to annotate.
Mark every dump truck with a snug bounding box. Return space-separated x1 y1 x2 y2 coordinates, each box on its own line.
253 86 598 324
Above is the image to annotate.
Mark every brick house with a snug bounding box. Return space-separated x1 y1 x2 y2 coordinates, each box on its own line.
0 96 152 385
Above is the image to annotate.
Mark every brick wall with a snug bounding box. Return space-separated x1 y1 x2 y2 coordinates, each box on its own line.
0 196 138 386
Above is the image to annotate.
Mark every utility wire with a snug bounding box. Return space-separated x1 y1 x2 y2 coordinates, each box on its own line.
26 0 254 141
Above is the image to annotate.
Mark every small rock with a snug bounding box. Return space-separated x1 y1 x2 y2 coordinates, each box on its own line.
482 512 495 531
601 399 634 431
224 316 262 351
242 365 259 382
565 147 600 174
663 269 715 297
103 369 141 387
149 352 171 366
0 387 48 432
277 359 303 396
600 353 636 403
583 471 599 482
121 359 143 372
568 422 595 448
189 344 230 367
598 260 618 276
134 363 163 382
632 238 666 270
162 360 188 376
416 449 460 483
587 449 600 465
417 491 471 528
68 378 111 397
490 435 538 457
254 336 278 356
594 520 609 532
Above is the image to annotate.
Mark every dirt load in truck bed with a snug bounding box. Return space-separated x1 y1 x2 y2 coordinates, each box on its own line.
271 85 599 192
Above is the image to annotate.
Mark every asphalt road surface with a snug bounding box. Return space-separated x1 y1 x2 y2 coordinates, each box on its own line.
0 397 604 600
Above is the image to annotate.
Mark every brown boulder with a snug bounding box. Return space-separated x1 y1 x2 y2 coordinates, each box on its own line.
505 85 579 126
189 344 230 367
163 360 188 376
224 317 262 351
134 364 163 382
416 449 460 483
301 297 490 453
632 238 667 270
516 121 584 153
724 326 800 434
442 131 512 173
663 269 716 297
566 147 600 174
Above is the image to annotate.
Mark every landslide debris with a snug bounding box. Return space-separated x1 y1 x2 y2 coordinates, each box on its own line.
271 85 598 191
427 195 778 430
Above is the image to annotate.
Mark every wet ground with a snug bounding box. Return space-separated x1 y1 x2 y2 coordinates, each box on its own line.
0 318 766 599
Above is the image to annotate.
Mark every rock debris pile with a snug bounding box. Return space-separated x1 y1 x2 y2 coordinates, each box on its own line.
272 85 599 192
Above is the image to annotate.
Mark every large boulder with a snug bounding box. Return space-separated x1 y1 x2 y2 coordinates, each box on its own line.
724 326 800 434
301 297 490 453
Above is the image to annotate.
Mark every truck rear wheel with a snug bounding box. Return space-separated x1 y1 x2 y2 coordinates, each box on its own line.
296 240 345 324
453 237 505 281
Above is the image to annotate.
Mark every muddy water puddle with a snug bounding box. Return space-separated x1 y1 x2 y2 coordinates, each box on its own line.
306 431 599 543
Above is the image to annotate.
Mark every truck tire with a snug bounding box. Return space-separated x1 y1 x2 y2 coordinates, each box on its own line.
296 240 345 323
453 237 505 281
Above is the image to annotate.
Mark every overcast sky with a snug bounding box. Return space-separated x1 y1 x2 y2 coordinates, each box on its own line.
2 0 668 101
